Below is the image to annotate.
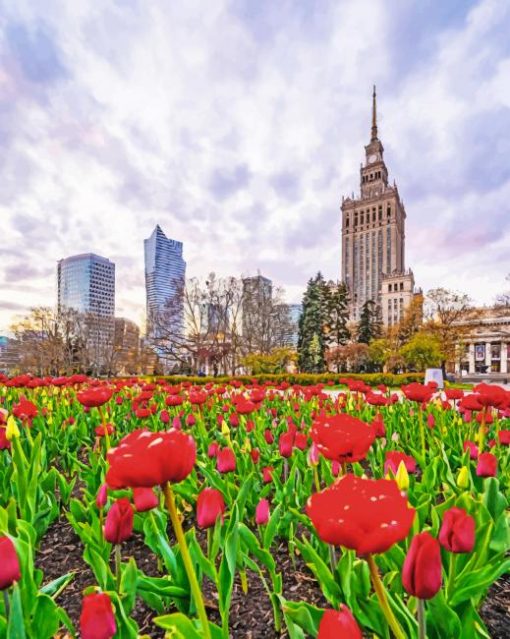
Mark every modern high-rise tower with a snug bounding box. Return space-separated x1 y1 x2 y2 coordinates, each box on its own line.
57 253 115 317
341 87 416 325
144 225 186 334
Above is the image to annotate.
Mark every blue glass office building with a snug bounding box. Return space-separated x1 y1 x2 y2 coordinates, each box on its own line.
57 253 115 316
144 225 186 333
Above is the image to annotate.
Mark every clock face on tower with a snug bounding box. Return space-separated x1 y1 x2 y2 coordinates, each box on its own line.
368 154 377 164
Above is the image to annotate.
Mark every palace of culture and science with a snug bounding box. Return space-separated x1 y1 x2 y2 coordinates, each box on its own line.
341 87 420 326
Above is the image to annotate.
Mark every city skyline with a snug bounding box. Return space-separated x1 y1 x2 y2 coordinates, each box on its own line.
1 1 510 333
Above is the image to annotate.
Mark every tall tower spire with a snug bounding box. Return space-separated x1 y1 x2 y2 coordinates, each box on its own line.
371 85 378 141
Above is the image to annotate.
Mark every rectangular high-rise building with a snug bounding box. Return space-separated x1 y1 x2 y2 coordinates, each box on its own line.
144 225 186 335
341 87 410 324
57 253 115 372
57 253 115 316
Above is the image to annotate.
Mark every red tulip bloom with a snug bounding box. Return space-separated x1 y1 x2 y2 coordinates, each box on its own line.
166 395 184 407
0 536 21 589
106 429 196 489
185 414 196 426
311 414 375 464
95 423 114 437
402 532 442 599
445 388 464 401
402 383 434 404
77 388 113 408
208 442 219 458
250 448 260 463
133 487 159 512
306 474 415 555
439 508 475 553
279 431 295 458
459 395 483 412
255 498 270 525
216 447 236 473
12 397 38 420
0 427 10 450
80 592 116 639
197 488 225 528
372 413 385 438
237 400 257 414
96 484 108 509
473 383 507 408
264 429 274 444
318 606 362 639
262 466 274 483
476 452 498 477
498 430 510 446
463 440 479 460
384 451 417 475
104 498 134 544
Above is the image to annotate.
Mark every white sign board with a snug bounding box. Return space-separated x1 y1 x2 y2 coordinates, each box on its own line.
425 368 444 389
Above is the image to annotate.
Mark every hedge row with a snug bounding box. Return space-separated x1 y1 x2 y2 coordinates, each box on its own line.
145 372 426 387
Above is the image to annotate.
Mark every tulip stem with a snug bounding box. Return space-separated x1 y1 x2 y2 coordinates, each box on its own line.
313 465 320 492
3 590 9 620
418 407 425 460
417 598 426 639
367 554 406 639
446 553 457 603
477 410 486 454
164 482 211 639
115 544 122 592
329 545 337 575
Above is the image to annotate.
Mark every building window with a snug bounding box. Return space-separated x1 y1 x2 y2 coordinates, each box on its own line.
400 282 403 291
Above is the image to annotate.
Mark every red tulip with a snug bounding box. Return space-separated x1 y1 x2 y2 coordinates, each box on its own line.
77 388 113 408
208 442 219 458
384 451 417 475
402 383 434 404
498 430 510 446
250 448 260 463
279 431 295 458
95 423 114 437
264 429 274 444
104 498 134 543
262 466 274 483
255 499 270 525
476 452 498 477
12 397 38 420
133 487 159 512
372 413 385 437
106 429 196 489
0 427 11 450
185 414 196 426
197 488 225 528
0 536 21 589
311 414 375 464
96 484 108 508
427 414 436 429
402 532 442 599
306 474 415 555
80 592 116 639
463 440 478 460
216 447 236 474
317 606 362 639
439 507 475 553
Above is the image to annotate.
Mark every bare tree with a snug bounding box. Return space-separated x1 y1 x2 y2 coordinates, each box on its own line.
424 288 479 373
495 274 510 308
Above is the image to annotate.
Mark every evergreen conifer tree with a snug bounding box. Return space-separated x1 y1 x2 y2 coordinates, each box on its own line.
357 299 382 344
297 273 328 372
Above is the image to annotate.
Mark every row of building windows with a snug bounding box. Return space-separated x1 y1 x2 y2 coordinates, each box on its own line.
388 282 404 292
362 170 382 183
345 205 392 229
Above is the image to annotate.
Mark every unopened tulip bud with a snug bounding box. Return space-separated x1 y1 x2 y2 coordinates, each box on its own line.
221 421 230 437
6 416 20 440
318 606 362 639
402 532 442 599
457 466 469 489
255 499 270 525
0 536 21 589
396 461 409 492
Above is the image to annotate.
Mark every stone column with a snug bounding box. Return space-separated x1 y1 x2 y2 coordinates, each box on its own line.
501 343 508 374
485 342 492 372
468 343 475 374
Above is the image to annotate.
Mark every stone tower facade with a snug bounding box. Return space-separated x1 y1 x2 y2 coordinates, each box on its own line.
341 87 413 324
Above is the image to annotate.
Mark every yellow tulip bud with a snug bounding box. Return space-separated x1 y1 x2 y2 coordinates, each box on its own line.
395 461 409 492
457 466 469 489
221 421 230 437
6 415 20 440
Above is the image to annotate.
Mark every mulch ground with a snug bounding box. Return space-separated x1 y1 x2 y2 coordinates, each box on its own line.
36 517 509 638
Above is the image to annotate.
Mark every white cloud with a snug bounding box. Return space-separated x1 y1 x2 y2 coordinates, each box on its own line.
0 0 509 333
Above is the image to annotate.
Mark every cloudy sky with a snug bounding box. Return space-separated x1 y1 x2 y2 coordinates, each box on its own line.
1 0 510 332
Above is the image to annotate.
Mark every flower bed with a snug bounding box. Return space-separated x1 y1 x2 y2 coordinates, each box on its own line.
0 375 508 638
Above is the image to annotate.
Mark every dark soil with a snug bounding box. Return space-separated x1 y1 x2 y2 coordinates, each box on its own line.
36 518 509 638
480 571 510 639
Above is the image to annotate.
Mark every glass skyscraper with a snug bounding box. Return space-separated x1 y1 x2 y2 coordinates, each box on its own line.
57 253 115 316
144 225 186 335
